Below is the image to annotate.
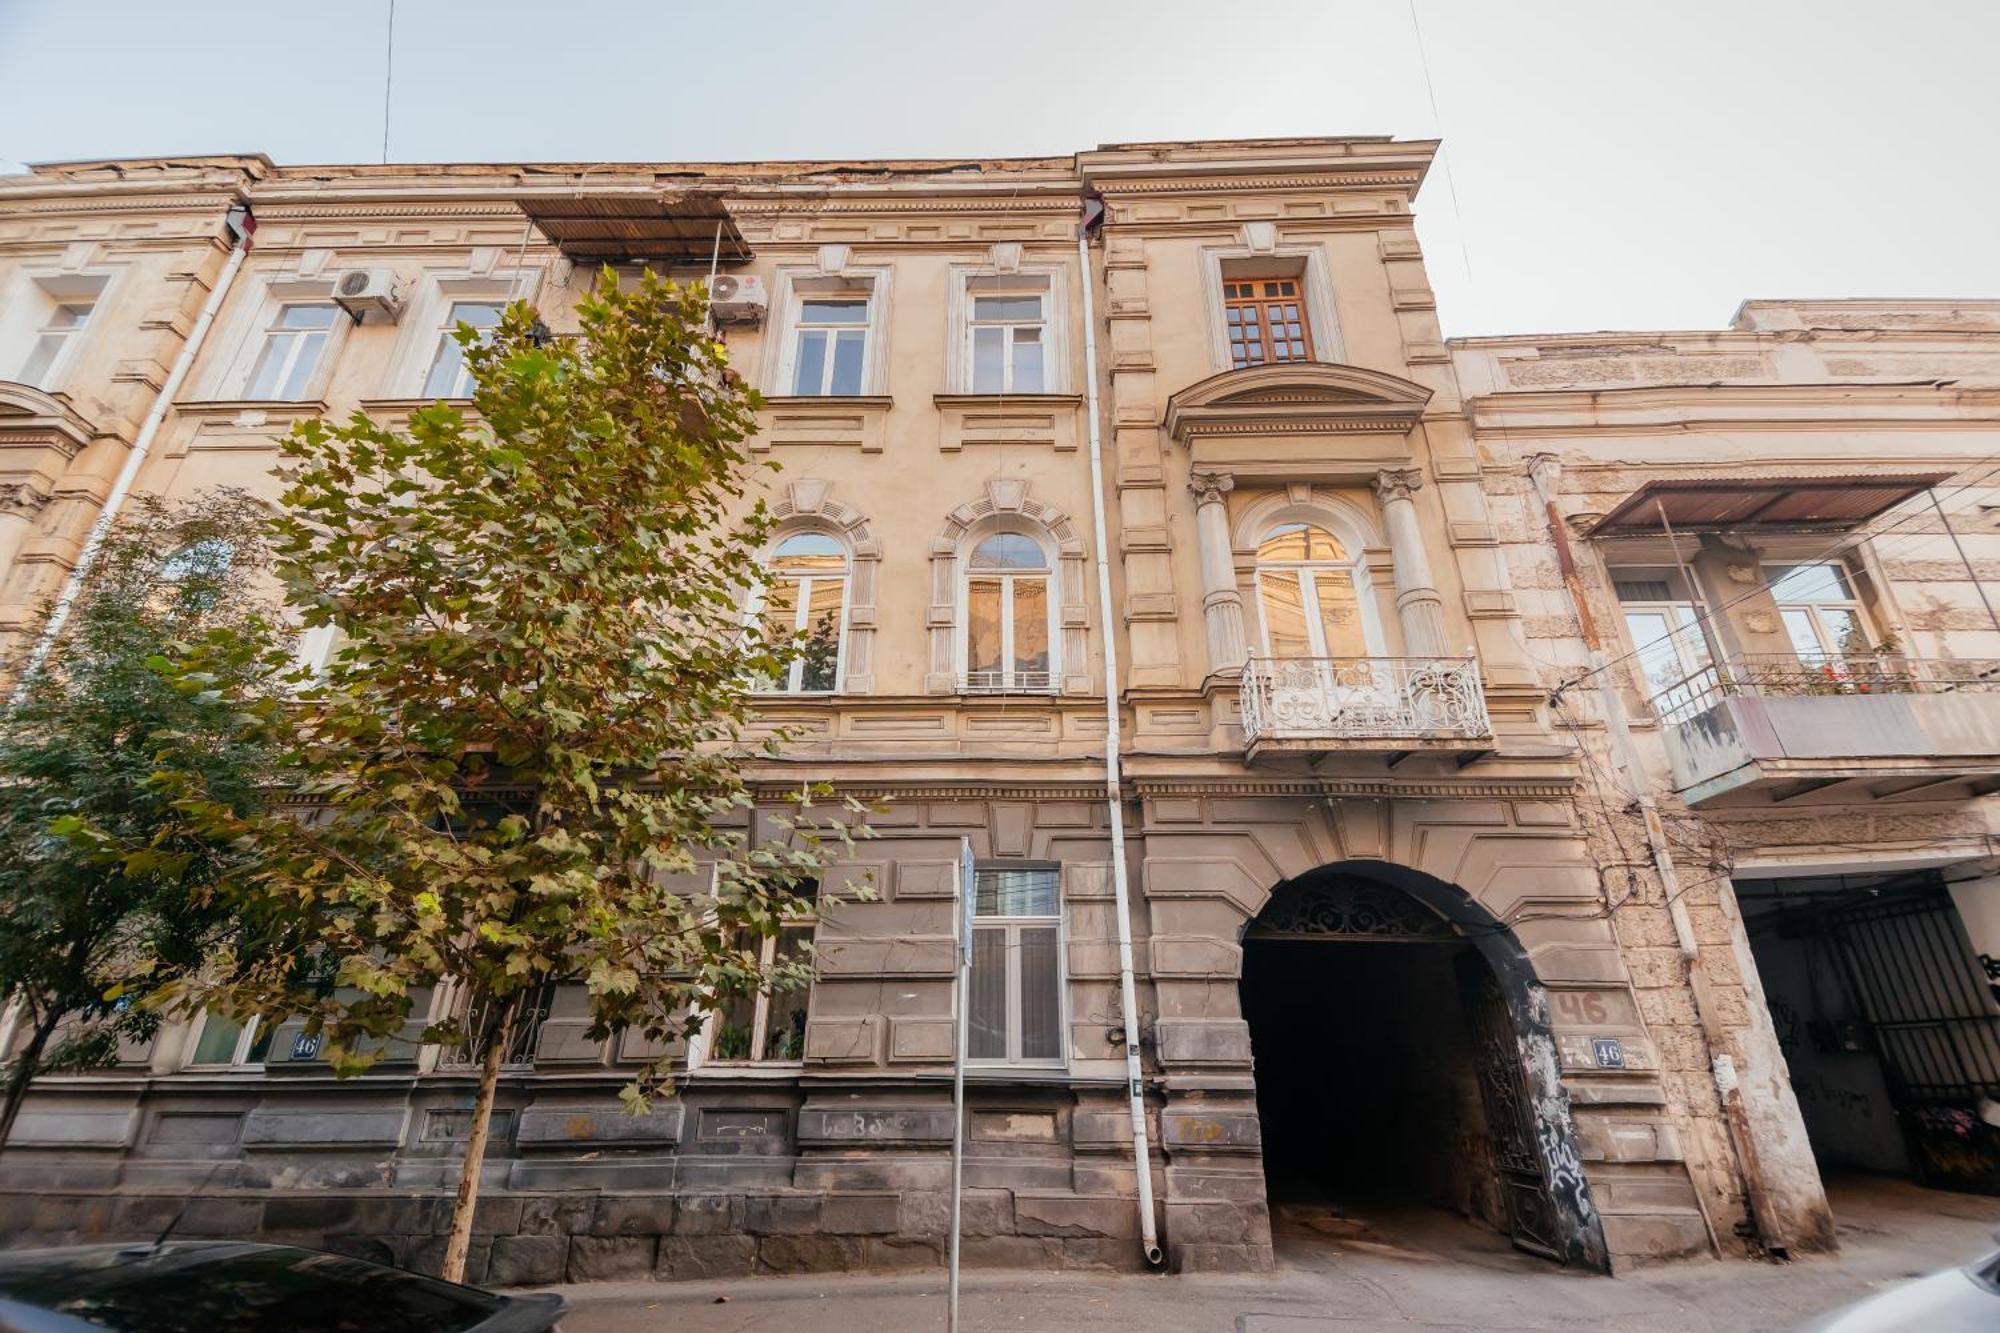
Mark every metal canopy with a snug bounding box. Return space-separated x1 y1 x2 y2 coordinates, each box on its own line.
1588 473 1952 535
518 192 750 266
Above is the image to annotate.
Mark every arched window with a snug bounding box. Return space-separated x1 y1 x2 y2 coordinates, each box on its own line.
757 532 849 693
962 530 1056 692
1253 522 1378 660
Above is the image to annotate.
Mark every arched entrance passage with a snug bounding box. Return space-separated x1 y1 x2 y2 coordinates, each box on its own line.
1239 858 1608 1271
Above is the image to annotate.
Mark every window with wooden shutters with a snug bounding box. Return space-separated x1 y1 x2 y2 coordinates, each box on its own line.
1223 277 1313 368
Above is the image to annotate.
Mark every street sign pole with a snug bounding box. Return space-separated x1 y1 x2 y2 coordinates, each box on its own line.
949 837 975 1333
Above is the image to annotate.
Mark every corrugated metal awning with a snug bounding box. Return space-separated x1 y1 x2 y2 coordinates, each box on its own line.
1588 473 1952 535
518 192 750 266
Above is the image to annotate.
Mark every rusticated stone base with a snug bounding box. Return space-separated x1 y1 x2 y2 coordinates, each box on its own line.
0 1187 1156 1285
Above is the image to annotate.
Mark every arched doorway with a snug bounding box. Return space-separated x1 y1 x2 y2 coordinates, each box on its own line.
1239 859 1607 1270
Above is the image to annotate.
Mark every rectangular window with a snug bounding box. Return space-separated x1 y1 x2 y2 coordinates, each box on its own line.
791 297 870 396
186 1011 274 1069
1223 277 1312 368
244 303 338 400
968 865 1063 1065
1766 561 1875 662
1613 570 1711 699
969 292 1045 393
420 300 504 399
17 302 93 387
707 883 818 1064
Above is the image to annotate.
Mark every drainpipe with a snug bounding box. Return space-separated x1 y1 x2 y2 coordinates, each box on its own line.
1076 198 1163 1268
1528 454 1787 1257
9 202 255 705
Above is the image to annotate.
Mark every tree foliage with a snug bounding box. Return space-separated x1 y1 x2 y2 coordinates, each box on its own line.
0 491 288 1148
163 271 871 1276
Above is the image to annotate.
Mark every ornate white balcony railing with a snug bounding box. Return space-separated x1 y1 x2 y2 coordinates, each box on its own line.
1240 656 1492 745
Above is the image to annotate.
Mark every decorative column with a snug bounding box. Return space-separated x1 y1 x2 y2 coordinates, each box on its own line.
1374 468 1448 657
0 481 51 584
1188 470 1247 675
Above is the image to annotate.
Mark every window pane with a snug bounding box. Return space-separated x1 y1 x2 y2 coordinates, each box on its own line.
1626 611 1689 695
1768 563 1853 603
191 1014 249 1065
799 576 845 691
1018 926 1061 1060
422 336 466 398
1012 328 1044 393
1817 607 1869 658
969 929 1008 1059
1260 569 1311 657
279 331 327 399
244 1020 275 1064
829 329 866 395
1782 608 1829 660
17 334 64 386
966 578 1003 676
1256 522 1345 564
1011 577 1049 675
801 299 869 324
710 997 758 1060
976 866 1058 917
772 532 846 567
762 924 815 1061
793 329 828 395
48 303 91 330
969 532 1043 569
244 333 292 399
972 325 1004 393
1311 570 1367 659
451 301 503 328
973 295 1042 322
277 304 337 329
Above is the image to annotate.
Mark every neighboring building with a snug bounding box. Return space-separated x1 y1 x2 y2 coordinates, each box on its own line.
0 140 1993 1285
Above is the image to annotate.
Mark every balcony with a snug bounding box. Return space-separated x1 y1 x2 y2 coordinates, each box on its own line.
1652 654 2000 806
1239 656 1492 762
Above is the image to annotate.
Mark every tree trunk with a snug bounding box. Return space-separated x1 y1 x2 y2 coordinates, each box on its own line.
439 999 514 1284
0 1009 61 1156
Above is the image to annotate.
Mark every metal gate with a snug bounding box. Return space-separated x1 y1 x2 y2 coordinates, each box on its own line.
1826 879 2000 1193
1456 951 1563 1260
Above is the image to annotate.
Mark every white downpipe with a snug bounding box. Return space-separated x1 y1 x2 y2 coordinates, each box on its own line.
1076 213 1163 1267
9 217 252 705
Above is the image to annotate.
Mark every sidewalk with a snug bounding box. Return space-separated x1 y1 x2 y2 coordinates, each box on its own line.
543 1176 2000 1332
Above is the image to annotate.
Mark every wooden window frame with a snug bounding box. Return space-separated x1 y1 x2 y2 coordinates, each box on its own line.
1223 276 1314 369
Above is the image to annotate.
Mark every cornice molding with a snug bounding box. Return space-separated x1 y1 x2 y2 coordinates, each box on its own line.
0 381 96 455
1164 361 1432 443
1092 171 1424 196
1135 776 1578 800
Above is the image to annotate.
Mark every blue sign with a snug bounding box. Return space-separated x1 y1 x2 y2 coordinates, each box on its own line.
959 837 977 967
1591 1037 1625 1069
291 1031 323 1061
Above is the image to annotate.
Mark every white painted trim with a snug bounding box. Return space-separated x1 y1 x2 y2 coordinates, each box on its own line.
944 263 1072 395
763 266 892 397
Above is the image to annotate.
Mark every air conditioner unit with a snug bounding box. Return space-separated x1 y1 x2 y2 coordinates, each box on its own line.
708 273 767 325
331 268 403 324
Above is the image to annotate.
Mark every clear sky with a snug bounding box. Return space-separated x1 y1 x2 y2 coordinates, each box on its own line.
3 0 1995 337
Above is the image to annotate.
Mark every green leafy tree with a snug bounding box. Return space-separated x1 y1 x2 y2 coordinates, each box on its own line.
0 492 288 1150
169 271 870 1282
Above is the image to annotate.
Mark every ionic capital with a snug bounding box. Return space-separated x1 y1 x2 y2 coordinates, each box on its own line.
1373 467 1425 505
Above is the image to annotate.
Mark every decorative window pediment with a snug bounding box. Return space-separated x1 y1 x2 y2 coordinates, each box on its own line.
1163 362 1433 443
0 380 96 457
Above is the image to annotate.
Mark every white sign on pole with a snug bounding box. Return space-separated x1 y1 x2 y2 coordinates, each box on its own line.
948 836 974 1333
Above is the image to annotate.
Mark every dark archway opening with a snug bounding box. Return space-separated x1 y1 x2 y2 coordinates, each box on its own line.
1240 863 1607 1269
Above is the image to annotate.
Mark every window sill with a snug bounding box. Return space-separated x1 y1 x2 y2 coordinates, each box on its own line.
760 394 893 409
689 1061 806 1079
753 397 892 453
171 397 329 415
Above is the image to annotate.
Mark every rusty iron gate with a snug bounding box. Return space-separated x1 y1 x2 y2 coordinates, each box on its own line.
1824 879 2000 1193
1457 951 1564 1260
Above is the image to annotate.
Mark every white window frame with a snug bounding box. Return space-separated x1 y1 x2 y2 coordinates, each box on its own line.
0 269 114 393
202 275 349 402
1197 243 1343 374
957 528 1061 694
183 1010 271 1070
385 269 539 400
686 869 818 1072
764 269 890 397
419 299 505 400
946 267 1071 394
242 301 341 401
748 531 851 695
1251 521 1387 660
967 863 1067 1069
1765 560 1878 663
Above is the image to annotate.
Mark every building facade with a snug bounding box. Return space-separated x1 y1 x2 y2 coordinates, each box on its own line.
0 140 1994 1284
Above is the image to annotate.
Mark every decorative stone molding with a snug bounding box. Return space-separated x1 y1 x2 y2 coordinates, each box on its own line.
770 478 881 695
1187 470 1235 508
1163 362 1432 444
1373 467 1424 506
2 478 53 518
926 477 1089 695
0 381 97 459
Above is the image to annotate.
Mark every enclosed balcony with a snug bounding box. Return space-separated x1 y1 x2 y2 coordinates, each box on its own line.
1653 654 2000 806
1239 655 1492 761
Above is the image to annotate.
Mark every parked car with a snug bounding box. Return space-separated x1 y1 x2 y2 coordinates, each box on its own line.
1803 1245 2000 1331
0 1241 564 1333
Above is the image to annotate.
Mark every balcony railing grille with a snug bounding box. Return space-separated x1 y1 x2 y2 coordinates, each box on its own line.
959 669 1057 695
1651 654 2000 726
1240 656 1491 744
